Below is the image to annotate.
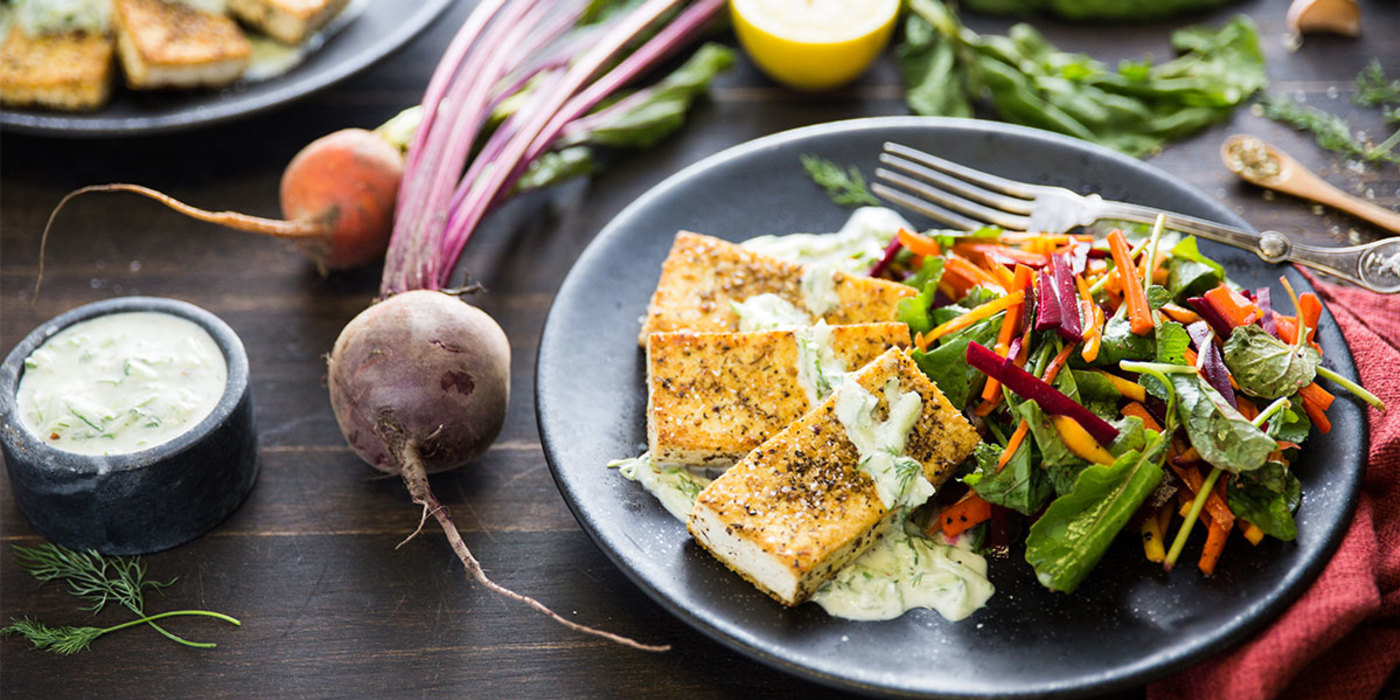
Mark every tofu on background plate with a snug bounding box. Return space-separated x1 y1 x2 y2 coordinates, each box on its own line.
112 0 251 89
0 25 115 111
687 348 979 606
646 322 911 466
227 0 351 45
639 232 916 344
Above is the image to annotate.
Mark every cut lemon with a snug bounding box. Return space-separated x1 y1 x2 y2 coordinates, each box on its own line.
730 0 900 91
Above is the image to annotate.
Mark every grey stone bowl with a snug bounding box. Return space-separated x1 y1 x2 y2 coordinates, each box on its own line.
1 297 258 554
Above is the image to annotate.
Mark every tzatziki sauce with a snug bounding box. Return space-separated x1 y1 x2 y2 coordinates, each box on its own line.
17 311 228 456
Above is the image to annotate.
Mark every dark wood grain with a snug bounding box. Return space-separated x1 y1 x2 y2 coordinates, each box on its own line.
3 0 1397 697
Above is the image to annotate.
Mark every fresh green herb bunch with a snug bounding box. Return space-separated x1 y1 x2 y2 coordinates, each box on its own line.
800 155 881 208
1 544 240 654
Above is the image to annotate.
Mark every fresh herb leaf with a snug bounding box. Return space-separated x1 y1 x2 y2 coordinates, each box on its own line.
1226 460 1301 541
898 4 973 118
1095 312 1156 366
800 155 880 208
1016 399 1089 496
1171 373 1275 473
1222 325 1320 400
912 313 1000 409
1024 429 1169 593
1 609 241 656
967 440 1055 516
1154 321 1191 366
1354 60 1400 108
1261 93 1400 164
1070 369 1123 420
896 257 947 334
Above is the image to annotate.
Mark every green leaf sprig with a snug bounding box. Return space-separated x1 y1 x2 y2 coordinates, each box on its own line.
1 544 240 654
800 155 881 208
1261 62 1400 165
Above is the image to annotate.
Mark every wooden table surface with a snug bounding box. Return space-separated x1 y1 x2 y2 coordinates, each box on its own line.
2 1 1397 697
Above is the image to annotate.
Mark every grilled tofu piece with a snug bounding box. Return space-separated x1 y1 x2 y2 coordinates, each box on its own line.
647 323 911 466
112 0 251 89
687 348 978 606
638 232 915 345
227 0 350 45
0 26 115 111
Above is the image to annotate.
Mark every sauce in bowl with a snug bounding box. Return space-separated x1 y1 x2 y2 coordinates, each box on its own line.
16 311 227 456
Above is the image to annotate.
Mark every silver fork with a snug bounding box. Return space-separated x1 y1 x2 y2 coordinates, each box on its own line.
872 142 1400 294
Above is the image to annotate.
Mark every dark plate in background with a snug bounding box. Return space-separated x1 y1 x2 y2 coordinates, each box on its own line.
0 0 452 137
535 117 1364 698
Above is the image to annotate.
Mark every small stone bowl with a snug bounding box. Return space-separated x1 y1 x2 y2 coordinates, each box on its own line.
0 297 258 555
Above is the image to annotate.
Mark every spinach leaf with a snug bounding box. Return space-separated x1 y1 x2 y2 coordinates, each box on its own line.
1226 461 1301 541
896 257 946 335
961 0 1240 22
1266 398 1312 444
1016 399 1088 496
1154 321 1191 366
1096 313 1155 366
1172 373 1275 473
898 10 972 118
1071 369 1122 420
966 441 1054 516
1170 236 1226 277
1107 416 1147 457
1222 325 1320 400
1147 284 1172 310
1024 431 1169 593
911 315 1000 409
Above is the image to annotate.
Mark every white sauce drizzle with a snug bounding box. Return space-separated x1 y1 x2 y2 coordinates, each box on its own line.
799 264 840 318
793 321 846 406
16 312 227 457
732 293 809 332
834 377 932 510
611 453 713 521
743 206 914 272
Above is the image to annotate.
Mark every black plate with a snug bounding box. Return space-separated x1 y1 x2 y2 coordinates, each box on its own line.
0 0 451 136
535 117 1365 698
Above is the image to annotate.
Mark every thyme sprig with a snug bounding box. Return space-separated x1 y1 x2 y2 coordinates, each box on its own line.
800 154 881 208
3 544 239 654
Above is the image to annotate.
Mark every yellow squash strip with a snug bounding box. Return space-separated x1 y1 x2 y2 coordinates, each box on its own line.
1051 415 1116 466
917 290 1024 349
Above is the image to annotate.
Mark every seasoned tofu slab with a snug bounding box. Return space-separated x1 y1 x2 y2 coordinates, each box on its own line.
687 348 979 606
227 0 351 45
646 322 910 466
0 26 115 111
638 232 915 345
112 0 251 89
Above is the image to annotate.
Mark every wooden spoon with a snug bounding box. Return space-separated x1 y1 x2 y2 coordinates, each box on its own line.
1221 134 1400 235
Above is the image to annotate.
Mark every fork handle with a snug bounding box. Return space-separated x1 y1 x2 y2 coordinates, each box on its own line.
1093 201 1400 294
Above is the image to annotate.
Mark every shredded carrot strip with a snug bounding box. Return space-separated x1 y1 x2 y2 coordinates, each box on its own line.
1236 395 1259 421
939 493 993 538
980 271 1030 405
1122 401 1162 433
1299 382 1335 411
972 399 1000 417
1076 274 1104 363
1171 464 1234 527
897 228 941 257
1198 517 1230 576
945 253 1003 292
917 290 1025 349
1203 284 1261 328
1042 342 1077 384
1107 230 1154 335
997 420 1030 472
1160 303 1202 325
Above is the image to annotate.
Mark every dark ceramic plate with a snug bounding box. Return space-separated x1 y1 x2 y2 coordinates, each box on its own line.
535 117 1364 698
0 0 452 137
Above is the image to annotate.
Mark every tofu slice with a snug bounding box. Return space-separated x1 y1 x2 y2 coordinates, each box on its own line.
0 26 115 111
647 322 911 466
112 0 251 89
638 231 915 345
687 348 979 606
227 0 351 45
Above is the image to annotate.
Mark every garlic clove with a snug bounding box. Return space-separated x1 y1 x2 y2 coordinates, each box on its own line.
1285 0 1362 37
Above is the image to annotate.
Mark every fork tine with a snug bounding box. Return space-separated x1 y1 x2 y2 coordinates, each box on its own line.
879 153 1034 216
884 142 1039 199
875 168 1032 231
870 182 983 231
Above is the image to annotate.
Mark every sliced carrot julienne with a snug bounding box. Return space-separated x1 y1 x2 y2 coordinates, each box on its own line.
1121 401 1162 433
1299 292 1322 333
955 242 1050 268
1052 415 1116 466
1198 516 1231 576
1107 230 1154 336
1170 464 1234 528
1235 395 1259 421
1160 302 1202 325
997 419 1030 472
1299 382 1335 411
1075 274 1104 363
1203 284 1261 328
918 289 1025 349
1096 370 1147 403
1042 342 1077 385
979 284 1025 405
896 228 941 257
939 492 993 538
972 399 999 417
945 252 1005 292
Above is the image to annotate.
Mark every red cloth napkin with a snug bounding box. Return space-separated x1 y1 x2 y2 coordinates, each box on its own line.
1148 276 1400 700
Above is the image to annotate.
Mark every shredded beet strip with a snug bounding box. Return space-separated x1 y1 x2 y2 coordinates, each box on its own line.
966 341 1120 445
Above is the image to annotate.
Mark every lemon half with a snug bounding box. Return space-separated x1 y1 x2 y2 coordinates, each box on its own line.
730 0 900 91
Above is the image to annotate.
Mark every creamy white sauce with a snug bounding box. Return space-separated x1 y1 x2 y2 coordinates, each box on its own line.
743 207 913 272
17 312 227 456
13 0 109 35
611 453 713 521
812 518 994 622
798 264 840 318
732 293 809 332
793 321 846 405
835 378 932 510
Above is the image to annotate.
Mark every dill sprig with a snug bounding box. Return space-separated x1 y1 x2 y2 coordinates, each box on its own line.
1260 94 1400 164
1353 60 1400 108
800 154 881 208
6 544 239 653
2 610 242 656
